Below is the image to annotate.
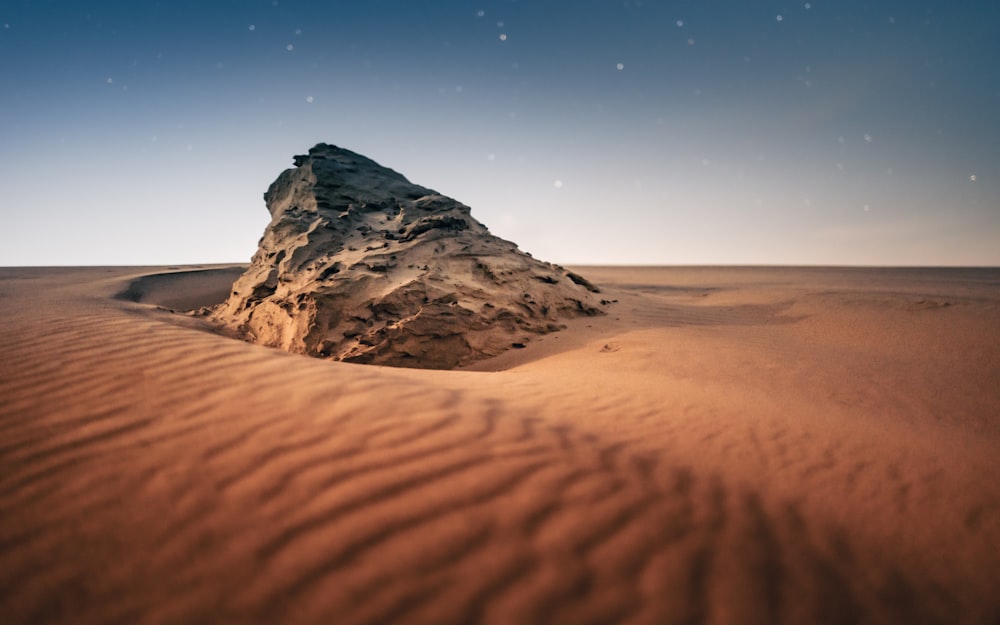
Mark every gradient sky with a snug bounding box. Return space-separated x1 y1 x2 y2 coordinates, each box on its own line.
1 0 997 266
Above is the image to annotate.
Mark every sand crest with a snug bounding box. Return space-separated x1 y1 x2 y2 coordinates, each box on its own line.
1 265 999 624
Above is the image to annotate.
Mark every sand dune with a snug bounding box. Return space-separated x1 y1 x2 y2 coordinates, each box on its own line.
1 265 999 624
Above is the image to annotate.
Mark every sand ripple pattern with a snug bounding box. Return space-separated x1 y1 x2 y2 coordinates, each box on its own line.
2 267 999 625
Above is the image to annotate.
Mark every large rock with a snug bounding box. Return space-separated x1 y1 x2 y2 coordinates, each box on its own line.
211 143 605 369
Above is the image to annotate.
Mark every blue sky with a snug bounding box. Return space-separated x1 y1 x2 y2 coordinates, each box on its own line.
1 0 997 265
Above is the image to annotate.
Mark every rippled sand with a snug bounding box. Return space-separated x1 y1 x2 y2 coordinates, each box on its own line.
2 265 998 624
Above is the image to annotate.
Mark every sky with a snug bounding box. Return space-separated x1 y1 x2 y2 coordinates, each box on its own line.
1 0 998 266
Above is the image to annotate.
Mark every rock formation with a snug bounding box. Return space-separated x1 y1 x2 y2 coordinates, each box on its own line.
211 143 606 369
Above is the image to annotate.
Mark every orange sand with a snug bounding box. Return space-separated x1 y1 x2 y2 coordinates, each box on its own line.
1 265 998 624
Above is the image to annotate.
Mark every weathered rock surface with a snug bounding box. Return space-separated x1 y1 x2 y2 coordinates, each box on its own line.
211 143 605 369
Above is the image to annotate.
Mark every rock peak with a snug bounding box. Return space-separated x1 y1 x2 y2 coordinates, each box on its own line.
292 143 399 170
212 144 605 369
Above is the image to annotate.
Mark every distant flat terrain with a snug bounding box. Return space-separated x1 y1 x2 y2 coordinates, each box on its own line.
1 265 998 625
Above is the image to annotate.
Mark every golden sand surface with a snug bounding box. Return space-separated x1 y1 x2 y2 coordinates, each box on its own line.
1 265 998 624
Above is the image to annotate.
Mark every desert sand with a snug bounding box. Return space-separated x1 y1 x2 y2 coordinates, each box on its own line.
1 264 999 624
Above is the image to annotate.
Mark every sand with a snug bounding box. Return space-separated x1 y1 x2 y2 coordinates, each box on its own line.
1 264 998 624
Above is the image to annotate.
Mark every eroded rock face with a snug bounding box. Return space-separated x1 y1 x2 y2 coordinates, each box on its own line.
212 143 604 369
